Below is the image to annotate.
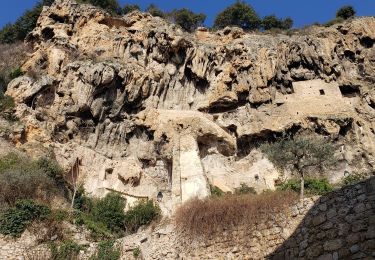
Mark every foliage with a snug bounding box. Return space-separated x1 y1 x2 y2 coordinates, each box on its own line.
90 240 121 260
261 136 336 199
124 200 160 233
50 240 83 260
262 15 293 30
0 200 51 237
342 172 364 186
78 0 121 14
74 211 113 240
278 178 333 195
336 6 356 20
9 67 24 80
0 0 54 44
0 153 65 207
234 183 257 195
122 4 140 15
146 4 165 18
261 136 336 173
133 247 141 258
210 184 224 197
213 1 261 31
170 8 206 32
175 191 297 237
91 193 126 234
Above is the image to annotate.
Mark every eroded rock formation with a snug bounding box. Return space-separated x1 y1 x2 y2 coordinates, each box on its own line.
5 0 375 214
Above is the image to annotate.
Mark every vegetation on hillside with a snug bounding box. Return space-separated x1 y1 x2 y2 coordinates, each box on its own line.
0 0 359 46
169 8 206 32
213 1 261 30
261 136 337 199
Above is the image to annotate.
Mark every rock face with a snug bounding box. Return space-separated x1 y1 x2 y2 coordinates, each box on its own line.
5 0 375 212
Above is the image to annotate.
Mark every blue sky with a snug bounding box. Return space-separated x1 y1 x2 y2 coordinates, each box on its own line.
1 0 374 28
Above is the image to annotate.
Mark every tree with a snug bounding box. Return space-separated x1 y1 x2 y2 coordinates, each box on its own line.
262 15 293 30
146 4 165 18
122 4 140 15
213 1 261 31
261 136 337 200
170 8 206 32
336 6 356 20
0 0 54 44
79 0 121 14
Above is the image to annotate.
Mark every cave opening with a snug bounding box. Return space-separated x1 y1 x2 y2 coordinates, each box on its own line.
339 85 360 98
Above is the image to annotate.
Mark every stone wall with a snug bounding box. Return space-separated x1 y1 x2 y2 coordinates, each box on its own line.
1 177 374 259
270 176 375 259
138 177 375 259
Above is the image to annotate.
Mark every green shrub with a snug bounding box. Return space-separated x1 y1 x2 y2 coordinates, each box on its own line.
336 6 356 20
0 200 50 237
210 185 224 197
9 67 24 80
146 4 165 18
234 183 257 195
342 172 364 186
170 8 206 32
213 1 261 30
124 200 160 233
91 193 126 234
133 247 141 258
50 240 83 260
74 211 113 240
278 178 333 195
90 240 120 260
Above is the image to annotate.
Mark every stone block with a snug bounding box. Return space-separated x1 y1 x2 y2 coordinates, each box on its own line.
312 214 326 226
323 239 343 251
317 253 333 260
366 226 375 239
350 244 360 253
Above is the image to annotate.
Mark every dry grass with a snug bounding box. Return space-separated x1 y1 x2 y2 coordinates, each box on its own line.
175 191 297 237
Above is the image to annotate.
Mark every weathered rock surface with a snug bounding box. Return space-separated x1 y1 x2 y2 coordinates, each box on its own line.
4 0 375 210
5 0 375 215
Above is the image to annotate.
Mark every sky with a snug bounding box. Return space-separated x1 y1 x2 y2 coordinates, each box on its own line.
0 0 374 29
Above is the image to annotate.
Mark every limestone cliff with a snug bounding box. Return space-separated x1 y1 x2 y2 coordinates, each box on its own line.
5 0 375 216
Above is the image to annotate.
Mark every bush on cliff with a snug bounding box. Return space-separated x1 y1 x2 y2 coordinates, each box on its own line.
0 153 65 209
278 178 333 195
336 6 356 20
0 199 51 237
169 8 206 32
213 1 261 30
124 200 160 233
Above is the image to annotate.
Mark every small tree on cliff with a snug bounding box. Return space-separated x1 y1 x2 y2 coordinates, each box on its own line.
213 1 261 31
336 6 356 20
170 8 206 32
261 136 337 200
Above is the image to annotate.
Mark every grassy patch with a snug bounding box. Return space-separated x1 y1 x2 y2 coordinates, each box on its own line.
90 240 121 260
278 178 333 195
50 240 83 260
